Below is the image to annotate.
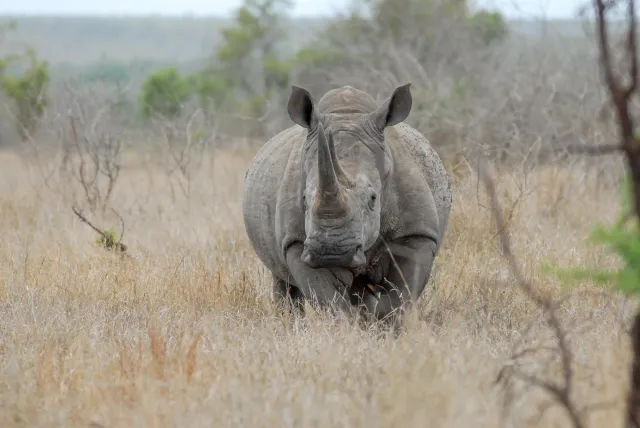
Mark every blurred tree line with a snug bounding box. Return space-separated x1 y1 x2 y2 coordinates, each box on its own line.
0 20 50 143
137 0 506 136
0 0 507 143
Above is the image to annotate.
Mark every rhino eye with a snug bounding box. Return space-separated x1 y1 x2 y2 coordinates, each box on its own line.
368 193 377 210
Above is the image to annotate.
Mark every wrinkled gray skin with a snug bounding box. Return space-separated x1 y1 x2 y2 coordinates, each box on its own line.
242 83 452 328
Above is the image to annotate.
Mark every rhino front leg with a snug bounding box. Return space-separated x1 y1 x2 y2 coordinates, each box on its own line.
273 278 305 317
285 243 356 318
369 236 438 328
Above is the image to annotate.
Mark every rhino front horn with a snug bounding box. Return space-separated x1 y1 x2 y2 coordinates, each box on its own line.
315 126 347 218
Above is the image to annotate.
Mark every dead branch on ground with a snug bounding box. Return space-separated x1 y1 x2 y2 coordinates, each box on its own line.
72 205 128 255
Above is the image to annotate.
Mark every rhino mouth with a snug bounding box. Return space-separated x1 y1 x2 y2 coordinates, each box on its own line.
300 244 366 269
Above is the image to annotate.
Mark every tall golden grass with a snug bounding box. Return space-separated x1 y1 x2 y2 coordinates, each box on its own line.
0 147 632 427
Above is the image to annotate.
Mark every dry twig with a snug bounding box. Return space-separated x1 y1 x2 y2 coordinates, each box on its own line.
56 83 124 214
153 107 218 205
72 205 128 254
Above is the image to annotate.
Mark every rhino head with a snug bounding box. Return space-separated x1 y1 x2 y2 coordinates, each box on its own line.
286 84 412 270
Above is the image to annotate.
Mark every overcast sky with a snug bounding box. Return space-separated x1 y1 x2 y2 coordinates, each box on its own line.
0 0 586 19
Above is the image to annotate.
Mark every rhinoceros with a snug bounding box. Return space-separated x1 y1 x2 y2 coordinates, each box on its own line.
242 83 452 327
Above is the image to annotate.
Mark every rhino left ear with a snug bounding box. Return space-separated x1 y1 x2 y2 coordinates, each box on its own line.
369 83 412 131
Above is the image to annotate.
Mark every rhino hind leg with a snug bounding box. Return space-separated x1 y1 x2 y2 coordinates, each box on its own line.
273 277 305 317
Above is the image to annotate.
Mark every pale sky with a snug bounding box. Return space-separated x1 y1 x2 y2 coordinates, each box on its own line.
0 0 587 19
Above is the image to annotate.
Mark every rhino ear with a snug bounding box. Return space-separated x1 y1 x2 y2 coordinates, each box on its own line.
369 83 412 131
288 85 318 129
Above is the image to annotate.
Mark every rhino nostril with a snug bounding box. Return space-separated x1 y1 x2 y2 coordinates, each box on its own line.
300 239 366 269
301 248 319 268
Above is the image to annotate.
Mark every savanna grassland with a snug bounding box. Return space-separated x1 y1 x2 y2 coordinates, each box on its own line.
0 143 632 427
0 5 638 428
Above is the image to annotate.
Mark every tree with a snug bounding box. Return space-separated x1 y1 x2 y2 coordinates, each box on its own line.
292 0 508 91
0 19 17 75
139 66 191 119
81 58 131 85
186 69 229 113
467 10 507 45
0 20 50 142
367 0 507 48
489 1 640 426
215 0 294 114
0 47 50 142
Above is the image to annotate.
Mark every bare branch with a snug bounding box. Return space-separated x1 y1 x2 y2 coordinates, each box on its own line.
478 159 585 428
560 143 623 156
55 81 124 214
71 206 127 254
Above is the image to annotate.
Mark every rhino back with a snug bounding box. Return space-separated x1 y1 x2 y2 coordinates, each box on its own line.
242 125 306 280
384 123 452 249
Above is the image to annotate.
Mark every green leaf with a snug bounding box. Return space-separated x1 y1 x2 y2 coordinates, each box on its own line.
545 173 640 297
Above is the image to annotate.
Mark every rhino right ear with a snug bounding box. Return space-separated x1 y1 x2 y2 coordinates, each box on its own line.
369 83 412 132
288 86 318 129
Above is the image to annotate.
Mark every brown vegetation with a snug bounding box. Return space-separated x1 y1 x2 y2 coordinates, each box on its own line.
0 141 631 427
1 1 639 426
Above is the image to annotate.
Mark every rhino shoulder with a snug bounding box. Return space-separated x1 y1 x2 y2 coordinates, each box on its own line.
383 123 452 246
393 124 451 206
245 125 306 180
243 125 307 280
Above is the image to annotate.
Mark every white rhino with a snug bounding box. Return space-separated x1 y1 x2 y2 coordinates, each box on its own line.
242 83 452 327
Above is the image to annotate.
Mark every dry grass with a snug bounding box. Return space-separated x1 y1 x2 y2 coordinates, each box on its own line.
0 147 634 427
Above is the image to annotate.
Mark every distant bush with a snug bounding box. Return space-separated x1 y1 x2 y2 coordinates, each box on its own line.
291 0 508 96
0 47 50 141
186 70 229 112
82 59 130 84
139 66 191 119
467 10 508 45
215 0 294 113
